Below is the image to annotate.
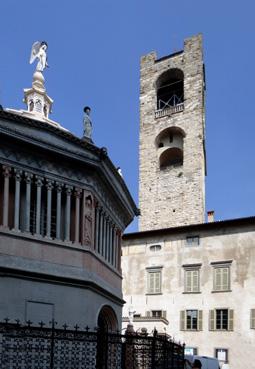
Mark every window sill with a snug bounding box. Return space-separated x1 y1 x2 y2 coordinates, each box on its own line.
211 290 232 293
183 292 201 294
146 293 163 296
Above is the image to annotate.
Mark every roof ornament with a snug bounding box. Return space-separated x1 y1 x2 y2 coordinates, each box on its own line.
23 41 54 124
30 41 49 72
83 106 93 142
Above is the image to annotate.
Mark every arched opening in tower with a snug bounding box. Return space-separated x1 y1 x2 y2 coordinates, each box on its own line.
156 68 184 110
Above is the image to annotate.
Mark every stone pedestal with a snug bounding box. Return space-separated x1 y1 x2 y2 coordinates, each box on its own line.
23 71 53 120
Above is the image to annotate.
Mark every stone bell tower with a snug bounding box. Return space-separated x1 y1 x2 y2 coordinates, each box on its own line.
139 34 206 231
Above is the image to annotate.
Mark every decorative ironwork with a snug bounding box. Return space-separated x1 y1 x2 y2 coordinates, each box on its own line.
0 319 184 369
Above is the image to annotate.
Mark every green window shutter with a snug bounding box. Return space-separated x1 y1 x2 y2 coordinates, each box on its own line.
193 270 199 292
186 271 192 292
209 310 215 331
146 311 151 317
155 272 161 293
198 310 203 331
251 309 255 329
222 268 229 290
228 309 234 331
148 272 154 293
162 310 167 319
180 310 185 331
215 268 222 290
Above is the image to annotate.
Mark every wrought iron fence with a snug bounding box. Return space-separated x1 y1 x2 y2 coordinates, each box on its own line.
0 319 184 369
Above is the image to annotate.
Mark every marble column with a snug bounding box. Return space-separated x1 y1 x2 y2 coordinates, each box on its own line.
46 179 54 238
55 182 63 240
95 204 100 251
102 214 106 257
24 172 33 233
14 169 22 231
35 176 43 235
64 185 72 242
99 209 104 255
2 166 11 228
74 188 82 243
109 223 113 264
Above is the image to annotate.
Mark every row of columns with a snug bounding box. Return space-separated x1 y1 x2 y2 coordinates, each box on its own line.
95 206 121 269
1 166 81 242
1 165 122 270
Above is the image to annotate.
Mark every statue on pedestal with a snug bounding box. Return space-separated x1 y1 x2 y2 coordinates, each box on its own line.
30 41 49 72
83 106 92 140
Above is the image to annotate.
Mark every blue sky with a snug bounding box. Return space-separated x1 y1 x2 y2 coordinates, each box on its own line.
0 0 255 232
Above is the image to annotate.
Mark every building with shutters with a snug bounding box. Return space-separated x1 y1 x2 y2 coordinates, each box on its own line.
0 56 138 331
121 34 255 369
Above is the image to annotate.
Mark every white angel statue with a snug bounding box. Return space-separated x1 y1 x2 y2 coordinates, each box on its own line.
30 41 49 72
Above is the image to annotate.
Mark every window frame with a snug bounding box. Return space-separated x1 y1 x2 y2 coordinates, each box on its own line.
146 267 162 295
180 309 203 331
215 348 229 363
183 264 201 293
209 308 234 331
185 235 200 247
211 261 232 292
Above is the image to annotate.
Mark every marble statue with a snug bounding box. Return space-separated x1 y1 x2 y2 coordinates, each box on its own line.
30 41 49 72
83 106 92 139
128 305 136 325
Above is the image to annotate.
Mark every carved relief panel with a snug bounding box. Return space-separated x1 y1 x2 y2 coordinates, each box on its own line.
81 190 95 248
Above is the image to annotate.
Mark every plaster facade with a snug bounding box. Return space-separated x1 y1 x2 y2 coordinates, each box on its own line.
122 220 255 369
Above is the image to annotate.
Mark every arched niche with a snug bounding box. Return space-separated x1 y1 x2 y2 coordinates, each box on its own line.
156 68 184 110
156 126 185 169
155 126 185 149
159 147 183 168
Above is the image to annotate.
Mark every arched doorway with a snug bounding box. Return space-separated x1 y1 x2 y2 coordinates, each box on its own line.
96 305 118 369
97 305 118 332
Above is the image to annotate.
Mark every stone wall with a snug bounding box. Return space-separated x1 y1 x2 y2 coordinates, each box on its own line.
139 34 206 231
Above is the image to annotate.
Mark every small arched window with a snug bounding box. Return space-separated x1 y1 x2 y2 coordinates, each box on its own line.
150 244 162 252
156 69 184 110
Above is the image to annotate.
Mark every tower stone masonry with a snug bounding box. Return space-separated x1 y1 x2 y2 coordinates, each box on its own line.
139 34 206 231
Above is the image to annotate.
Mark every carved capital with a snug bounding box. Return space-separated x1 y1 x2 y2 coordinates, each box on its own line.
2 165 11 178
56 182 63 193
35 175 44 187
25 172 33 184
74 188 82 198
14 168 23 182
66 185 73 196
46 179 54 191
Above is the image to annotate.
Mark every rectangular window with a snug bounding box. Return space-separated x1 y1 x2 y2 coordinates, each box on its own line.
146 310 166 319
209 309 234 331
186 310 198 330
185 269 200 293
185 347 198 356
251 309 255 329
216 309 228 330
185 236 200 247
213 264 231 291
147 268 162 294
180 310 203 331
151 310 163 318
215 348 228 363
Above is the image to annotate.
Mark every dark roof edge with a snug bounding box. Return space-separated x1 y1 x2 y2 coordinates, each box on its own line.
123 216 255 240
0 110 139 217
155 50 183 63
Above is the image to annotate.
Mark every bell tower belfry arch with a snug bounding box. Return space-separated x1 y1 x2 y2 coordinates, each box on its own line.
139 34 206 231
